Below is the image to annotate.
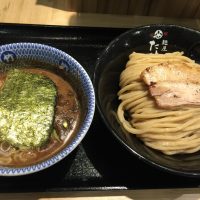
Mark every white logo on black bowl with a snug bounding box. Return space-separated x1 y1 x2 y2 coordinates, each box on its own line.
1 51 17 64
153 30 163 39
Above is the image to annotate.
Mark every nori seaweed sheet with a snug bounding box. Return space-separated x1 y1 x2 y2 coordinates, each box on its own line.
0 69 57 149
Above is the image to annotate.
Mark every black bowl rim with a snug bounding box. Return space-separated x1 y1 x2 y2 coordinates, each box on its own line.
94 24 200 178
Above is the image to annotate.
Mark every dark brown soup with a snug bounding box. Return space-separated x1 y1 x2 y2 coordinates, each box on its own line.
0 68 81 167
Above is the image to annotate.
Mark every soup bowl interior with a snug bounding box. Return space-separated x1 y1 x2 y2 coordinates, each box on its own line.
0 43 95 176
94 24 200 177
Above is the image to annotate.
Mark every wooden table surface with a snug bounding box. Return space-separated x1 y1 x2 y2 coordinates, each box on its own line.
1 0 200 29
1 0 200 199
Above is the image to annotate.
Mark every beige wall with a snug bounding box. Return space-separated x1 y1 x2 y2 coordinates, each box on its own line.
37 0 200 18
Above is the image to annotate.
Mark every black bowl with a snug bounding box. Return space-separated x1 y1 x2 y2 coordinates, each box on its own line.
94 24 200 177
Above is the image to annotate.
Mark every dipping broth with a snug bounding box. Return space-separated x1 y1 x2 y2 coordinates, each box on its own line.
0 65 82 167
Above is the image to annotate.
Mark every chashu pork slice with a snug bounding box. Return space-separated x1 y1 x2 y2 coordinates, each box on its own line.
141 62 200 85
141 62 200 108
149 81 200 108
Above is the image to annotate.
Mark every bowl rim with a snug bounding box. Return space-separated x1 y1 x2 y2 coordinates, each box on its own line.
94 24 200 177
0 42 95 176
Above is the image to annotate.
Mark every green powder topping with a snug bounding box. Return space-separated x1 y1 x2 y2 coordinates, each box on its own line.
0 69 57 149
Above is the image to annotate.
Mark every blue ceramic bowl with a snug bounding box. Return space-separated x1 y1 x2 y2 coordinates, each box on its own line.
0 42 95 176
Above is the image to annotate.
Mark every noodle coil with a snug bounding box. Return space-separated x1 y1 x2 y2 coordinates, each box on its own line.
117 52 200 155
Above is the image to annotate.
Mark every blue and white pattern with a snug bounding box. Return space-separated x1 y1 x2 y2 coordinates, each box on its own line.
1 51 16 64
0 43 95 176
59 59 70 71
